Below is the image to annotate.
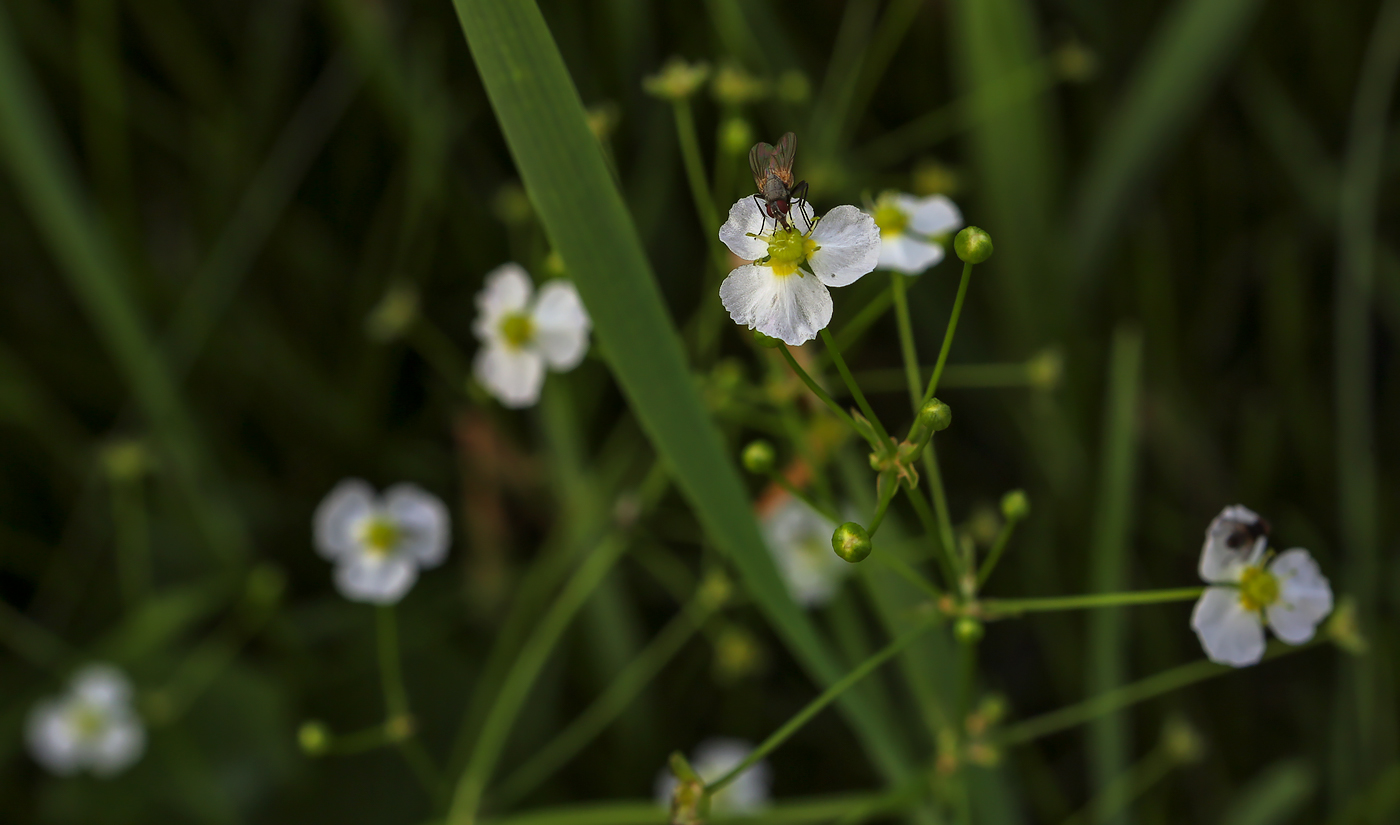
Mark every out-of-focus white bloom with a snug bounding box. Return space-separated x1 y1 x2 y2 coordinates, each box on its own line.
472 263 591 409
655 738 771 816
866 192 962 274
27 664 145 777
1190 505 1333 667
718 197 880 346
314 479 451 605
762 497 848 607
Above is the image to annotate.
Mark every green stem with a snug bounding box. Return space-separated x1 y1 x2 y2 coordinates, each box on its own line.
996 640 1322 747
866 475 901 536
326 722 398 755
975 518 1020 589
671 99 718 234
769 473 840 524
871 551 943 601
982 588 1204 617
493 591 718 807
901 484 957 590
777 344 872 450
110 473 150 610
820 327 891 446
1063 743 1178 825
889 272 923 411
377 605 411 719
447 533 632 825
704 611 941 798
920 261 973 408
821 288 895 368
920 442 960 580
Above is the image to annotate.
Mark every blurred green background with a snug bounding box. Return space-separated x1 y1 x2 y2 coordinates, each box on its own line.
0 0 1396 822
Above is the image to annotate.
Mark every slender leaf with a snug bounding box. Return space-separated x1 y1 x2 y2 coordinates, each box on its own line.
1219 759 1315 825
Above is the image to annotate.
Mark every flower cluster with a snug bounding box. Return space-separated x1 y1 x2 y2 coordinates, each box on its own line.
27 664 145 777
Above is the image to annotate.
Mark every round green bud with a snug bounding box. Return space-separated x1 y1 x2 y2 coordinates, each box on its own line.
298 721 330 756
832 522 873 563
954 617 984 644
954 226 994 264
753 330 782 348
741 440 776 474
921 399 952 433
1000 489 1030 522
101 439 149 482
721 116 755 156
385 714 415 742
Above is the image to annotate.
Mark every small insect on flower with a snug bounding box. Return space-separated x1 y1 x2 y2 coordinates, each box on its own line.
749 132 810 234
718 197 880 346
472 263 591 408
27 664 146 777
314 479 451 605
655 738 771 816
1190 505 1333 667
865 191 963 274
762 497 851 606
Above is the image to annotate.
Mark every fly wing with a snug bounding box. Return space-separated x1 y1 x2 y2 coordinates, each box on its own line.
749 141 776 190
772 132 797 184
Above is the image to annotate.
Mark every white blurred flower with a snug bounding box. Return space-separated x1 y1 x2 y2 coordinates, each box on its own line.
655 738 771 816
27 664 145 777
718 197 880 346
472 263 591 408
866 192 962 274
1190 505 1333 667
762 497 848 607
314 479 451 605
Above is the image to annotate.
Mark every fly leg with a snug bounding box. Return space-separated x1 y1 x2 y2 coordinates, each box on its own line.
751 194 769 236
790 180 812 227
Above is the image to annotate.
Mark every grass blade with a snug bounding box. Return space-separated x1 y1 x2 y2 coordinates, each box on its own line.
1218 759 1315 825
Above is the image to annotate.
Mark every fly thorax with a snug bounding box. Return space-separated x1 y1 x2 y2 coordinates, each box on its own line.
1238 565 1280 612
765 227 819 277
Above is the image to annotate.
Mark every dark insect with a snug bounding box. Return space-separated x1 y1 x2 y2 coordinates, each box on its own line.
1225 514 1271 549
749 132 810 232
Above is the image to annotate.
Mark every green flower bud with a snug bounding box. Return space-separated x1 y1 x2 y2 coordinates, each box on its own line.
1026 347 1063 391
741 440 776 474
753 330 782 348
365 282 420 342
101 439 150 481
298 721 330 756
712 623 765 685
1000 489 1030 522
913 398 952 440
954 616 984 644
1160 714 1204 764
492 182 533 227
542 250 567 278
721 116 755 156
697 570 733 610
913 158 960 197
586 102 619 141
643 57 710 101
954 226 994 264
832 522 872 563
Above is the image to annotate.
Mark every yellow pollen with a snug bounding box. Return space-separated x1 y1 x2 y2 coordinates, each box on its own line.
765 227 819 277
1238 565 1280 612
361 517 402 557
499 313 535 348
873 201 908 237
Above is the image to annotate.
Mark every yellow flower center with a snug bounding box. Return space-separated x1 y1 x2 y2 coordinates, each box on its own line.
873 201 908 237
499 313 535 349
360 517 402 557
68 704 107 740
765 226 819 277
1238 565 1280 612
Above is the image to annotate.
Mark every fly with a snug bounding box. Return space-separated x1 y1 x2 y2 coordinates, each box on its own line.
749 132 810 233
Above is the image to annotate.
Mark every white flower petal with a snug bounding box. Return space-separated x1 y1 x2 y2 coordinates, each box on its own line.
531 281 591 370
877 233 945 274
1266 548 1333 644
719 264 832 346
314 479 375 560
27 699 82 775
808 205 880 288
1191 586 1266 667
383 483 451 569
901 194 962 236
473 263 534 342
1199 505 1266 583
474 343 547 408
763 498 846 607
719 197 771 260
88 714 145 776
334 554 419 604
71 664 132 710
691 738 770 814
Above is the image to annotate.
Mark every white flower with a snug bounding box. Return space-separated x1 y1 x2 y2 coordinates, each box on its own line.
1190 505 1333 667
27 664 146 777
866 192 962 274
718 197 880 346
472 263 591 408
314 479 451 605
762 497 849 607
655 738 771 815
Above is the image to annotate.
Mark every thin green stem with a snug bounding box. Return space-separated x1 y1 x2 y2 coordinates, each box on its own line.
1063 743 1177 825
377 605 411 719
327 723 398 755
901 484 957 589
109 473 150 610
982 588 1204 617
769 473 840 523
975 519 1019 589
821 288 894 368
871 551 943 601
704 611 940 798
820 327 891 446
920 443 960 579
889 272 923 411
921 261 973 408
866 478 900 536
671 99 718 234
996 640 1323 747
777 344 870 449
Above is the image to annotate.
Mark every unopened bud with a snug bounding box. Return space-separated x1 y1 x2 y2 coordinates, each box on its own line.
1326 596 1367 655
832 522 872 563
365 283 420 342
586 102 619 141
712 624 764 685
697 570 733 610
741 440 776 474
492 182 533 227
298 721 330 756
643 57 710 101
1026 348 1063 390
907 398 952 449
913 158 960 197
1161 715 1205 764
721 116 755 156
1000 490 1030 522
542 250 567 278
954 617 984 644
954 226 993 264
101 439 150 481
